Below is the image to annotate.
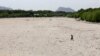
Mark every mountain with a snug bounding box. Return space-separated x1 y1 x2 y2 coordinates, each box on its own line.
56 7 75 12
0 6 12 10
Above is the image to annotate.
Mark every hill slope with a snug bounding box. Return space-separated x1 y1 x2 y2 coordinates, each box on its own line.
57 7 75 12
0 6 12 10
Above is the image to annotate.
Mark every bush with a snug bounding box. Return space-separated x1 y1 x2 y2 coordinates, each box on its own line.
69 8 100 22
0 10 70 18
80 10 100 22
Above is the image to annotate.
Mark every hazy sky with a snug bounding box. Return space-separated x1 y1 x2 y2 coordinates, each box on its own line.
0 0 100 11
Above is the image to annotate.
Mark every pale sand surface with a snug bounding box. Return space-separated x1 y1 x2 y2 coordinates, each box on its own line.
0 17 100 56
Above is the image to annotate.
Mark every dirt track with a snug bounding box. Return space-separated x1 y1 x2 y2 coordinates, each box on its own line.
0 17 100 56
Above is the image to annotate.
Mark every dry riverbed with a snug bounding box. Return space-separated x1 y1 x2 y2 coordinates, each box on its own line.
0 17 100 56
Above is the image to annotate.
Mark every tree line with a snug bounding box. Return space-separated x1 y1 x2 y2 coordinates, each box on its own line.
0 10 70 18
68 8 100 22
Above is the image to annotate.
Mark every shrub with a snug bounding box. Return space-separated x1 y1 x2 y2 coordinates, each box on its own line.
70 8 100 22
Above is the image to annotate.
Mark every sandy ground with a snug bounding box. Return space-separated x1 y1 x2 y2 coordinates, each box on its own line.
0 17 100 56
